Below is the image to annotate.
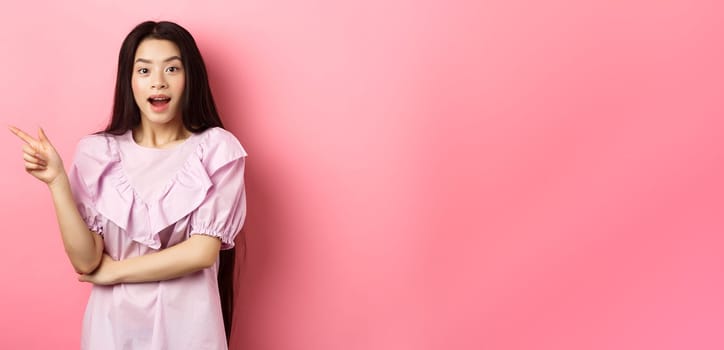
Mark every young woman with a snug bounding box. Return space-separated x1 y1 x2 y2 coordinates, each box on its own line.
9 21 246 349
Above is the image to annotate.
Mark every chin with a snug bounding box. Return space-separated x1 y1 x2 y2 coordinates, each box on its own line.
141 111 182 125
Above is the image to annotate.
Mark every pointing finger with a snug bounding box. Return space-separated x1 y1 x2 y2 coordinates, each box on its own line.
8 126 40 147
38 127 53 146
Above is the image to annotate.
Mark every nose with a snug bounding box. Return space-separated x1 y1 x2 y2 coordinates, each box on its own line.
151 72 167 89
151 80 168 89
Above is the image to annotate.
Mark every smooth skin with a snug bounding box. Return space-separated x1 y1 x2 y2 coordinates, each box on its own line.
8 126 104 275
9 38 221 285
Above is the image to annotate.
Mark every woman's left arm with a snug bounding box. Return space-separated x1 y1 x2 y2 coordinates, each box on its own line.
79 234 221 284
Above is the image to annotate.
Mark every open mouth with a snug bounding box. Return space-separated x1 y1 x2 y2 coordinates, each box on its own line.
148 96 171 106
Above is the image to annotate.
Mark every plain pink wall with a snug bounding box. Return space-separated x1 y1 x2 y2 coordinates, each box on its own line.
2 1 723 349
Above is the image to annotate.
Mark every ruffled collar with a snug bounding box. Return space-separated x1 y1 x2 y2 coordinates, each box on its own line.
75 129 221 249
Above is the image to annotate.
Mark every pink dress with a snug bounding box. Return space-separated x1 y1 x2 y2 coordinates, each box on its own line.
68 127 247 350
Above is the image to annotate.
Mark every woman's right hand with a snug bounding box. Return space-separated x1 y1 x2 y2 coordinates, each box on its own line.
9 126 66 187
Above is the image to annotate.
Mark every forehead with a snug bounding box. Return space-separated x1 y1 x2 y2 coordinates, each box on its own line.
134 39 181 61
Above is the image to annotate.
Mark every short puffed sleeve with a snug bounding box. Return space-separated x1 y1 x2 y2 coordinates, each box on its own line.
188 131 247 249
68 136 109 235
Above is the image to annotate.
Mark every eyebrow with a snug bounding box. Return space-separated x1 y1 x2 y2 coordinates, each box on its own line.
134 56 183 64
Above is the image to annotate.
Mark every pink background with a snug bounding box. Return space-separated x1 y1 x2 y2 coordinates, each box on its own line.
1 1 723 349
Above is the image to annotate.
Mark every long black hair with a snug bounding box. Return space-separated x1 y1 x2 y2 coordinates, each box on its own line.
104 21 236 341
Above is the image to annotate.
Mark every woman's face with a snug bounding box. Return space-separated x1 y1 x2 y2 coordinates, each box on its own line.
131 39 186 126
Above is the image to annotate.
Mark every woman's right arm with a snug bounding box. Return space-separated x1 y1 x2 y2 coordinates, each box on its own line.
9 126 103 274
48 173 104 274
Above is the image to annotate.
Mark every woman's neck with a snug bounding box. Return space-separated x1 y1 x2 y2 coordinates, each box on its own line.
133 120 191 149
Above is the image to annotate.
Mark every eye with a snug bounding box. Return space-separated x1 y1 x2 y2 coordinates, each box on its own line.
137 68 149 74
166 66 180 73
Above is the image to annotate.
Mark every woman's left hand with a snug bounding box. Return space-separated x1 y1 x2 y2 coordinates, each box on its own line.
78 254 119 285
